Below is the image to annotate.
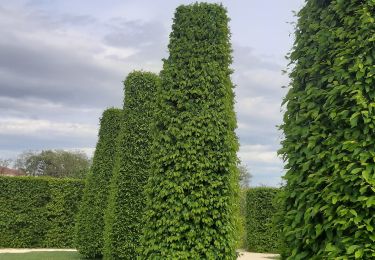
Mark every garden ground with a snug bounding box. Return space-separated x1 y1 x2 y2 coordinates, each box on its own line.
0 249 279 259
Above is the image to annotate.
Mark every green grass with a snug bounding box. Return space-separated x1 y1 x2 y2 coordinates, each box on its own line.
0 251 83 260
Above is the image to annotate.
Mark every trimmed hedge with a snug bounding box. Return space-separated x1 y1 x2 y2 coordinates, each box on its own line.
245 187 280 253
236 189 247 250
280 0 375 258
75 108 122 258
0 176 84 248
103 72 159 259
140 3 239 259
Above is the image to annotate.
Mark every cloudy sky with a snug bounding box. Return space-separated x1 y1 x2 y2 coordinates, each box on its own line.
0 0 304 186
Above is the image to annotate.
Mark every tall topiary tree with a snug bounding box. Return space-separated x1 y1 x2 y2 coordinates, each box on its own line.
280 0 375 258
75 108 122 258
140 3 239 259
103 71 159 259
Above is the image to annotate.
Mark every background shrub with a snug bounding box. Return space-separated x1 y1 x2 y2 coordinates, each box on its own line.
245 187 280 253
75 108 122 258
280 0 375 258
140 3 239 259
0 176 84 248
103 72 158 259
235 188 247 250
45 178 85 247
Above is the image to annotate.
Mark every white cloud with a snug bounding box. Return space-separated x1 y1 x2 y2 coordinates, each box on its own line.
0 149 22 160
65 147 95 158
241 69 289 90
238 144 284 186
236 96 281 123
239 144 281 165
0 118 97 137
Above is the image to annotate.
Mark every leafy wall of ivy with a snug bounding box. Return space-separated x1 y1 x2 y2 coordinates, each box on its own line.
280 0 375 258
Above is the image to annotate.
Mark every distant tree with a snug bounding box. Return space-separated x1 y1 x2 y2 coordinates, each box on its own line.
0 158 12 168
14 151 44 176
238 162 252 188
14 150 90 179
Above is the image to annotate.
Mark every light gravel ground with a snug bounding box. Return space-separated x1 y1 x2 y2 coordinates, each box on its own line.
0 248 279 259
238 251 279 260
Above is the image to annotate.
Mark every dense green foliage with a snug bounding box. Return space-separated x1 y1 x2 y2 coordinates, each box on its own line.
245 187 280 253
103 72 158 259
140 3 239 259
45 179 85 247
280 0 375 258
75 108 122 258
0 176 84 248
236 189 247 250
14 150 91 179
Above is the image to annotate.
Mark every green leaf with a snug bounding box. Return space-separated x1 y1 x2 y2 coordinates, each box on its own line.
347 245 359 254
362 170 371 182
352 168 362 174
366 196 375 207
350 112 360 127
325 243 336 252
355 249 364 259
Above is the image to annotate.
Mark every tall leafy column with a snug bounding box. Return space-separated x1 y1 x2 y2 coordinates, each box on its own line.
103 71 159 259
140 3 239 259
75 108 122 258
280 0 375 258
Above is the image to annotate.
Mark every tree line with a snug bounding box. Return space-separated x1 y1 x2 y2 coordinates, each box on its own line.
0 150 91 179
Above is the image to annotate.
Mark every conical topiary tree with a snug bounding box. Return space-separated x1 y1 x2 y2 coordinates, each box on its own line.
103 71 159 259
75 108 122 258
280 0 375 258
140 3 239 259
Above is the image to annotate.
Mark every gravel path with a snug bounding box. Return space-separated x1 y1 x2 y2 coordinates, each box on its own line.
0 248 279 259
238 252 279 260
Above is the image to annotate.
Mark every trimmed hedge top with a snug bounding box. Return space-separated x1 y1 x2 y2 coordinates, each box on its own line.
103 71 159 259
280 0 375 258
75 108 122 258
0 176 84 248
140 3 239 259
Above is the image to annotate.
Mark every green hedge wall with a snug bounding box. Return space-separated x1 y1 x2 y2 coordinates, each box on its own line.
280 0 375 258
104 72 158 259
0 176 84 248
245 187 280 253
140 3 239 259
75 108 122 258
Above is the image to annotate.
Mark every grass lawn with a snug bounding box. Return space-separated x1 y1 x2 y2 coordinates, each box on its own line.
0 251 83 260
